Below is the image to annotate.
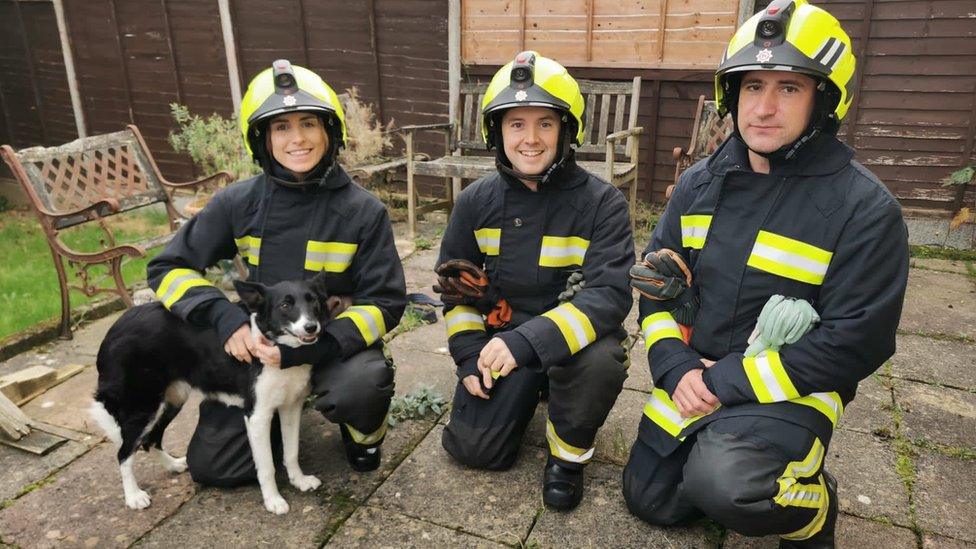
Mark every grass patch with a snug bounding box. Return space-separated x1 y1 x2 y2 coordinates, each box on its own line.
911 438 976 461
414 236 433 251
0 208 170 339
909 245 976 262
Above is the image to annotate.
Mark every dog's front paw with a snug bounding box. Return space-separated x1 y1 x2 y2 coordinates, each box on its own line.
263 494 289 515
290 474 321 492
125 489 152 510
167 456 188 473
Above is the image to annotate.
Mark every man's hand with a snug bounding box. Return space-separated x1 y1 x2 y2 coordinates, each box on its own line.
672 369 719 418
224 324 257 364
461 375 490 400
477 337 517 390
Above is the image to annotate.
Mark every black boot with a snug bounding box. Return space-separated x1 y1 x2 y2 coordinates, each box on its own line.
339 424 381 473
779 471 837 549
542 458 584 511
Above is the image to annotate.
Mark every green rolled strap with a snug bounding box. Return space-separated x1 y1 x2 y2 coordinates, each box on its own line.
744 295 820 358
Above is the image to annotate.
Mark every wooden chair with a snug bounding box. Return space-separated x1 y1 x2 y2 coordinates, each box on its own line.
667 95 734 200
403 77 643 237
0 125 232 338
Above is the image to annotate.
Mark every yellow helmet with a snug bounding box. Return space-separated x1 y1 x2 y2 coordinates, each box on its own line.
481 51 586 147
715 0 856 131
239 60 347 160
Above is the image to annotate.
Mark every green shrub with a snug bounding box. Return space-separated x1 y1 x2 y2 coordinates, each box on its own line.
168 104 260 181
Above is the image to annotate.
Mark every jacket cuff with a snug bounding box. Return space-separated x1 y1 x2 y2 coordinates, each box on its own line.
278 334 339 369
208 299 249 346
457 356 480 380
496 331 540 371
701 353 749 406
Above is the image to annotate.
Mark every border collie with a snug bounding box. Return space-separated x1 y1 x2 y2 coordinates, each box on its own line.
90 273 334 514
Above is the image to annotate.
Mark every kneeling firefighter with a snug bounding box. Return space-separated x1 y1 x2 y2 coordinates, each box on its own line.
621 2 909 547
435 51 634 510
148 60 405 485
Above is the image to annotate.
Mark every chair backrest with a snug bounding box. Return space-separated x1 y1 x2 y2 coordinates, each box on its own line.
689 96 734 165
455 77 642 157
1 126 169 230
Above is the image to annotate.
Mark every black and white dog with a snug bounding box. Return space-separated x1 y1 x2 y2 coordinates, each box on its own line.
90 273 334 514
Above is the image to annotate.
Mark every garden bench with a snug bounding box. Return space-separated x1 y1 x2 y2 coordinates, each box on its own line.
667 95 734 200
0 125 232 339
403 77 643 237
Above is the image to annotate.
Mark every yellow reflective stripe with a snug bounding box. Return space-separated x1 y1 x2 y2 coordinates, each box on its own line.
641 312 683 351
793 392 844 427
642 388 712 439
336 305 386 345
782 474 831 540
538 235 589 267
155 268 214 309
743 350 800 403
444 306 485 337
305 241 358 272
776 481 826 509
747 231 833 285
541 303 596 354
680 215 712 249
474 227 500 256
546 419 594 463
234 235 261 266
344 420 387 446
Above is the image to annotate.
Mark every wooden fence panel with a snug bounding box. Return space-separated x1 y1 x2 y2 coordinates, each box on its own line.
462 0 739 69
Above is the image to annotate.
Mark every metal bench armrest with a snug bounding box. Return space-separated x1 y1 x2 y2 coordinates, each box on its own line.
160 171 234 190
39 197 120 223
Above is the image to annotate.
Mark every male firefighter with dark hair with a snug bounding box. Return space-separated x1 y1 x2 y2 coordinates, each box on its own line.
621 1 909 547
434 51 633 511
148 60 405 486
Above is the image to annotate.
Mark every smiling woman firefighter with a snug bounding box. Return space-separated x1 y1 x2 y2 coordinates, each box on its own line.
433 51 634 511
147 60 405 485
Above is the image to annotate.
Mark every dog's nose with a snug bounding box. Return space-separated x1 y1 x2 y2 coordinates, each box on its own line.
304 322 318 334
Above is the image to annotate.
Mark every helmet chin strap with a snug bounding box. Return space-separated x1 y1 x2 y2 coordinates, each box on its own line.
493 118 575 188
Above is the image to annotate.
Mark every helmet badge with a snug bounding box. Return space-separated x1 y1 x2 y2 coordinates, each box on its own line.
515 90 527 102
756 48 773 63
283 95 297 107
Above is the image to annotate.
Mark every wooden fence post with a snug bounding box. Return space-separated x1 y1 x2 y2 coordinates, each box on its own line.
52 0 86 138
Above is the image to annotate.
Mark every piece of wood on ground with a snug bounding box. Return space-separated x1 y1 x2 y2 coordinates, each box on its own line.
0 365 57 404
0 391 31 439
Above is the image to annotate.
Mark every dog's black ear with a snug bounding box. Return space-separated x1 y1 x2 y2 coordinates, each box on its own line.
234 280 267 312
309 271 329 299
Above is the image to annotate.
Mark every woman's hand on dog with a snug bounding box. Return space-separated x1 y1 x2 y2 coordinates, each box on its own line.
225 324 258 364
224 324 279 368
252 336 281 369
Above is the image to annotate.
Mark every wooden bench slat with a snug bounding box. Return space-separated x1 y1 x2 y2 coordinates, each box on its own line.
597 94 611 144
614 95 626 134
584 93 596 145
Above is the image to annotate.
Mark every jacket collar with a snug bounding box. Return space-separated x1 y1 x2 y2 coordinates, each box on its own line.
704 134 854 183
267 163 351 193
498 157 589 192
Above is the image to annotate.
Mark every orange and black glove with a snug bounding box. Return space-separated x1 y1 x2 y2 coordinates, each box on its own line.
630 249 698 328
433 259 511 328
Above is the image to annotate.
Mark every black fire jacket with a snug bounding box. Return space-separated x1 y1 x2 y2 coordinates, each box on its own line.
147 167 406 364
438 160 634 378
637 134 909 455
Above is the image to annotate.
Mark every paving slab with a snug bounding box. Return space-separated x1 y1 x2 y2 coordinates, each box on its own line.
889 333 976 391
526 461 717 548
137 412 436 547
623 343 652 393
0 313 121 377
722 513 917 548
0 442 196 548
0 438 94 504
827 429 911 526
370 424 542 546
327 503 506 548
20 365 101 436
899 268 976 339
388 345 458 402
839 374 894 435
524 386 645 467
924 534 976 548
894 380 976 450
389 319 450 356
401 246 440 296
914 450 976 542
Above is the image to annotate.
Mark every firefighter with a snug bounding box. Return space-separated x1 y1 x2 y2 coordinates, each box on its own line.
621 1 909 547
434 51 634 511
148 60 405 486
